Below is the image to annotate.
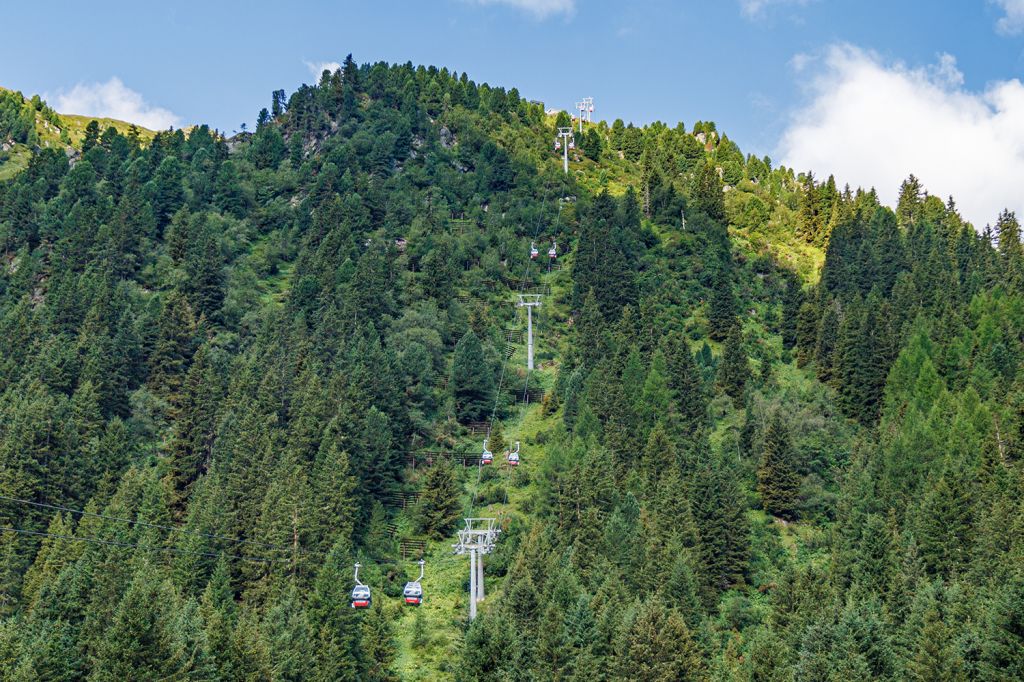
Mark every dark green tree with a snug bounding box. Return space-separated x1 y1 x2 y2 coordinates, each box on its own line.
417 461 462 539
756 412 800 520
618 600 703 681
360 602 399 682
662 331 706 431
707 267 738 341
581 127 602 160
718 324 749 407
451 331 494 422
690 158 725 222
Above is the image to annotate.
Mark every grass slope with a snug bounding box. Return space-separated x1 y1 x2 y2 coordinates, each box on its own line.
0 84 159 180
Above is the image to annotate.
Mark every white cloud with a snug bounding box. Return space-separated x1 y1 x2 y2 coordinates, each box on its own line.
305 61 342 78
464 0 575 19
790 52 813 72
740 0 810 20
53 78 179 130
777 44 1024 229
992 0 1024 35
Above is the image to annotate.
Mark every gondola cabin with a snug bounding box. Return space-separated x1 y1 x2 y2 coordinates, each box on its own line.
481 438 493 465
403 581 423 606
548 243 558 260
507 441 521 467
530 242 539 260
350 584 371 609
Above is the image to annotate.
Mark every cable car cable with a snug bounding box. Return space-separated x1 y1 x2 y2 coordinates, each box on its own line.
495 189 566 513
467 177 559 518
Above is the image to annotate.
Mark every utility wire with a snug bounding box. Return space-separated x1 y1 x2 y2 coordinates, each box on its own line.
0 493 299 555
0 526 285 564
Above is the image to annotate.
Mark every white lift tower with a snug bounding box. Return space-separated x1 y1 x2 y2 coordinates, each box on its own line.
576 97 594 133
555 127 574 175
453 518 500 620
517 294 542 371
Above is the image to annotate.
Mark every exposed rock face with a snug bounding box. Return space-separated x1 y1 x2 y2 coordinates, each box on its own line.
439 125 455 149
226 131 253 154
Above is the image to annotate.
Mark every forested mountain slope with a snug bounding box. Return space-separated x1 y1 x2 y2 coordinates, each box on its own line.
0 56 1021 681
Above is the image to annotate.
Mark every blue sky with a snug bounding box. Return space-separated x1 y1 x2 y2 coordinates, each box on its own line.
3 1 1024 225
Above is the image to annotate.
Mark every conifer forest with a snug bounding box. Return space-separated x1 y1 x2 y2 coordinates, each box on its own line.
0 57 1022 680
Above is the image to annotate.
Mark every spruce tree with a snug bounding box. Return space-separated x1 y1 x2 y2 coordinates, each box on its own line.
200 559 237 680
814 300 840 383
618 600 703 682
309 539 361 682
692 455 748 595
148 289 198 404
916 461 973 578
167 343 222 506
417 461 462 539
562 367 585 432
907 599 967 682
488 421 506 455
896 174 924 227
756 412 800 520
995 209 1024 290
708 268 738 341
795 300 819 367
691 158 726 222
980 573 1024 680
576 289 608 372
90 564 187 681
582 127 602 160
662 331 706 431
718 324 749 407
451 330 494 422
264 585 315 681
780 273 804 350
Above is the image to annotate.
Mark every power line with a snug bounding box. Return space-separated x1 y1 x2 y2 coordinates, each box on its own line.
0 526 284 564
0 493 299 555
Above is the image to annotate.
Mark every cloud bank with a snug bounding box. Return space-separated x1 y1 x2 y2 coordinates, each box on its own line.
778 45 1024 228
992 0 1024 35
464 0 575 19
53 78 179 130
